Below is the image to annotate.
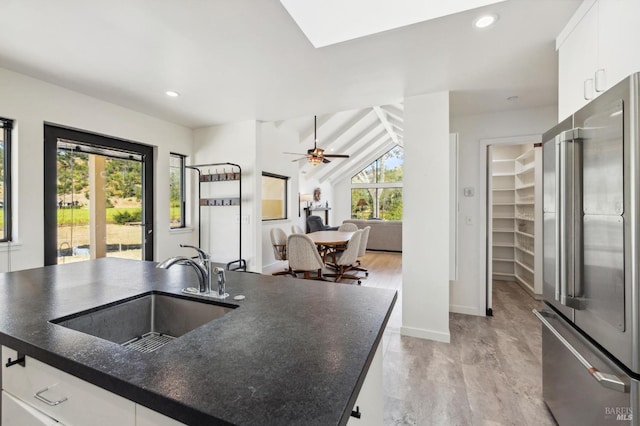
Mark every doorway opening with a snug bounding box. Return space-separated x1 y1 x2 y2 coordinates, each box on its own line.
44 125 154 265
485 140 542 315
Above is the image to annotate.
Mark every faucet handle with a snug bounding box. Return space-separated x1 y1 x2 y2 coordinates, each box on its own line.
180 244 210 262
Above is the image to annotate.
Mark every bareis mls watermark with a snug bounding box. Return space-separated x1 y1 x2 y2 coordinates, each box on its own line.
605 406 632 421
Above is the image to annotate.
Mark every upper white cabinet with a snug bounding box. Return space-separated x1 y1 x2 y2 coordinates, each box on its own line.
558 0 640 120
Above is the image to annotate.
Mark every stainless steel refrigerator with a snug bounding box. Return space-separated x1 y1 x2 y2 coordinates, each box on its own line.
535 73 640 425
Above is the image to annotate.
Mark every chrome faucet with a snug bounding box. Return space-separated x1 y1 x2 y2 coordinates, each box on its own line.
156 245 212 294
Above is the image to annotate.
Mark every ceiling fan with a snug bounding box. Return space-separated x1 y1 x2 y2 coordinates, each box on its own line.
284 116 350 165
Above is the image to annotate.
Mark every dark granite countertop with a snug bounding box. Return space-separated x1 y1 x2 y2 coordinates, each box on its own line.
0 258 396 425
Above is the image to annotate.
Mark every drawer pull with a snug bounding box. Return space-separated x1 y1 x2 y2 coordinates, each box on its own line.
533 309 628 393
34 387 68 406
5 354 25 367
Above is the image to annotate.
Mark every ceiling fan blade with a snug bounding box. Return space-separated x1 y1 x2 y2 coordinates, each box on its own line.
291 157 307 162
283 152 307 155
323 154 350 158
323 158 331 163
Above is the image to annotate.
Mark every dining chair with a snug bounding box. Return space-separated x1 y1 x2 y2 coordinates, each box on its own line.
287 234 327 280
291 225 305 234
270 228 295 276
307 215 338 233
351 226 371 277
338 222 358 232
325 229 363 284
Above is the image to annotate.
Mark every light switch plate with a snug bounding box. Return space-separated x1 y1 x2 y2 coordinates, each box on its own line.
463 187 475 197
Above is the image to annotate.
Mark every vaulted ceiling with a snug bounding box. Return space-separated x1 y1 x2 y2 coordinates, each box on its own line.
279 104 403 183
0 1 580 179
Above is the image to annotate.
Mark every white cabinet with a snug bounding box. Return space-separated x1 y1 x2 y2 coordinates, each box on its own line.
558 0 640 120
2 391 60 426
2 345 187 426
347 343 383 425
2 346 135 426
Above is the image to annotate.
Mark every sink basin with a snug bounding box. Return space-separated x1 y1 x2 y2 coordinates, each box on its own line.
51 292 235 352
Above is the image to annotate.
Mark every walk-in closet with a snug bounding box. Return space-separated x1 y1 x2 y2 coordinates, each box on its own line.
488 143 542 296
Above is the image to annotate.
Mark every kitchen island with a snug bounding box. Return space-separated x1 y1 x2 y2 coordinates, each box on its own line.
0 258 396 425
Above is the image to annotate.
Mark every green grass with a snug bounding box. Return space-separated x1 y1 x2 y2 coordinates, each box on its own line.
57 207 142 226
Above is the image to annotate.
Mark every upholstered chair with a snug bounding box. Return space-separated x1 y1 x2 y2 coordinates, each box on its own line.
325 230 363 284
287 234 327 280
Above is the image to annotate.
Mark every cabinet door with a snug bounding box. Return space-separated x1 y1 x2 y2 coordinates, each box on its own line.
2 391 60 426
2 346 135 426
558 1 598 120
598 0 640 89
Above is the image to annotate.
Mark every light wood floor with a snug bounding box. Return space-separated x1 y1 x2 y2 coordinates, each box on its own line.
264 252 555 425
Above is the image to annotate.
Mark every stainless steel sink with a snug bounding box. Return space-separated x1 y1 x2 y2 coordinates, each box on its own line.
51 292 235 353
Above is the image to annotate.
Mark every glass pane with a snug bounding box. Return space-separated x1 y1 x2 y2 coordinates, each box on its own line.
169 155 183 227
262 174 287 220
379 188 403 220
57 147 143 263
351 189 374 219
352 161 376 184
380 146 404 183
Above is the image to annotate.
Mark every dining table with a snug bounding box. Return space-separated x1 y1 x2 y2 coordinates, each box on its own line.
306 230 354 262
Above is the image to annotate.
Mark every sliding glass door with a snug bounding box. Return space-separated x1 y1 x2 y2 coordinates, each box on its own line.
44 125 154 265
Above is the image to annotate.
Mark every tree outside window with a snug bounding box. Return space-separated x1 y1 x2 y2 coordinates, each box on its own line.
351 146 403 220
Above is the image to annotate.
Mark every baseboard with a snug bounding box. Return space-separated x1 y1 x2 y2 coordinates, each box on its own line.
400 326 450 343
449 304 485 316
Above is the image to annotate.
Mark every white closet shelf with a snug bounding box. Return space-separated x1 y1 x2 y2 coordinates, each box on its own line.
493 272 515 278
515 274 534 292
516 230 534 238
515 260 534 274
516 149 534 161
493 172 516 177
493 203 515 206
516 217 534 222
493 228 514 233
517 201 535 205
516 246 535 256
494 216 516 219
493 257 515 263
493 188 515 192
493 242 515 247
515 183 535 190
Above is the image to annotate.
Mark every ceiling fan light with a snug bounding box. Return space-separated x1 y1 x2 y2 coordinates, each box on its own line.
309 156 323 166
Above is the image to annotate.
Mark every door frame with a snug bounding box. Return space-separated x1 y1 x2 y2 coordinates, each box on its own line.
43 124 154 265
479 134 541 316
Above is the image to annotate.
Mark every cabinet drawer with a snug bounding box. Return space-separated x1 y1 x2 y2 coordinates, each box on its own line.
2 391 61 426
2 346 135 426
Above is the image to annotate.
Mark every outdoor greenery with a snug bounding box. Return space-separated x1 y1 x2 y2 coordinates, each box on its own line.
57 151 142 207
57 207 142 226
351 146 403 219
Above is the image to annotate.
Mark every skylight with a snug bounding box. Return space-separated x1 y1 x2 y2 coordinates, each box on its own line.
280 0 505 48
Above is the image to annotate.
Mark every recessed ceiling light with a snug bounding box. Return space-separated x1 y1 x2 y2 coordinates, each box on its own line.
165 91 180 97
474 13 498 29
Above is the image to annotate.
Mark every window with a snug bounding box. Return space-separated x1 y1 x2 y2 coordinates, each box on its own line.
169 153 186 228
262 172 289 220
0 118 12 242
351 146 403 220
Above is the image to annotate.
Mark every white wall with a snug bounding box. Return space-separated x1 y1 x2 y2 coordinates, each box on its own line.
402 91 451 343
257 122 300 269
192 121 258 271
0 67 194 271
449 105 557 316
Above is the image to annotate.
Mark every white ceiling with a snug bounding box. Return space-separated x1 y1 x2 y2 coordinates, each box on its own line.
0 0 580 129
279 0 506 47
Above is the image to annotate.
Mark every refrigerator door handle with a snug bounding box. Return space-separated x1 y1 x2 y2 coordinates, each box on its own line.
558 138 569 305
533 309 628 393
554 138 562 302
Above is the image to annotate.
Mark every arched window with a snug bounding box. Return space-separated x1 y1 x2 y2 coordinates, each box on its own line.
350 146 403 219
